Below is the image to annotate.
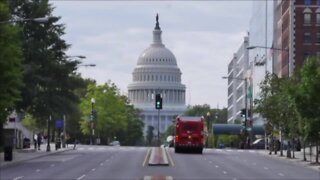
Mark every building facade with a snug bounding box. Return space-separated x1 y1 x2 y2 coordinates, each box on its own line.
248 0 274 126
273 0 320 77
227 36 250 124
128 15 186 135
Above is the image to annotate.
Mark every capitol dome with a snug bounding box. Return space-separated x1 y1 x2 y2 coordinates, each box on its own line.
137 46 177 66
128 14 186 134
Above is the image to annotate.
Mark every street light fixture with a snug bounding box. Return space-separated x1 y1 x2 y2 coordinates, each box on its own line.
0 16 54 25
66 55 86 59
247 45 289 76
79 64 96 67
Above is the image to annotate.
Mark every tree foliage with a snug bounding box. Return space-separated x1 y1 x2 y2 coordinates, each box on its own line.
0 0 24 147
79 81 144 146
8 0 86 127
0 0 23 124
295 57 320 144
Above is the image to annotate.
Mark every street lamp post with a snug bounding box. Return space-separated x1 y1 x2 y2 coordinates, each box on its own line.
247 45 289 154
206 112 211 148
46 115 51 152
222 76 250 148
90 98 95 145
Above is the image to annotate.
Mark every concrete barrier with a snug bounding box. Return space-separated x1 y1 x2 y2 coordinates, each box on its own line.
148 147 169 166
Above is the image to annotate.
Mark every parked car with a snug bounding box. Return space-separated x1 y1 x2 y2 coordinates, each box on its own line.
251 138 266 149
109 141 120 146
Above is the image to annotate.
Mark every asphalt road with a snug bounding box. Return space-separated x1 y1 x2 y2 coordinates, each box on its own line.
1 145 319 180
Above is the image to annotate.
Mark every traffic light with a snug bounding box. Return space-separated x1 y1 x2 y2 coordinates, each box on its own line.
240 108 246 118
90 110 97 121
240 108 251 118
155 94 162 109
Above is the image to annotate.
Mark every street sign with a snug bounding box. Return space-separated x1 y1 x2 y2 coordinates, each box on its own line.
56 120 64 128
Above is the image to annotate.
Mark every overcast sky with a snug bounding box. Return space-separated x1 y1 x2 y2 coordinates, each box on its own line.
50 1 252 108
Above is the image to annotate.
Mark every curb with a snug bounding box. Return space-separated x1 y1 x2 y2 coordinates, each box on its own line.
258 150 320 172
0 147 73 168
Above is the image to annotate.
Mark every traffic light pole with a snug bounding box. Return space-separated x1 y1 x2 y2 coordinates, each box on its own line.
157 109 160 147
244 79 251 149
155 93 162 146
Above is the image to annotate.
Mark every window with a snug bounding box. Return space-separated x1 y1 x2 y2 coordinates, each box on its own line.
304 13 311 24
304 32 312 43
317 33 320 44
317 0 320 5
303 52 310 61
317 13 320 24
304 0 311 5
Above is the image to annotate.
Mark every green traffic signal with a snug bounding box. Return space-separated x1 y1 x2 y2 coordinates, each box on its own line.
155 94 162 109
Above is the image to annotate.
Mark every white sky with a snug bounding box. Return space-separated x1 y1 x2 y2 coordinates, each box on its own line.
50 1 252 108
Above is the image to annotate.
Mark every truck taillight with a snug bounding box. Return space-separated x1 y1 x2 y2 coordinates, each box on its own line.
175 135 179 142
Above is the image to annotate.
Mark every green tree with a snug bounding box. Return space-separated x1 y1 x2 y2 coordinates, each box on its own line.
9 0 85 128
0 0 23 147
294 57 320 163
80 81 143 145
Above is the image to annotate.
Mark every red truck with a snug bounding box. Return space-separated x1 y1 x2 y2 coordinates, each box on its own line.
174 116 205 154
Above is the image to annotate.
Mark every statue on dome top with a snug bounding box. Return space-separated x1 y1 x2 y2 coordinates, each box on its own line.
155 13 160 30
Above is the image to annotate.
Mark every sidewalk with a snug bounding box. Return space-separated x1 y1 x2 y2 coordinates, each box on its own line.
258 149 320 172
0 143 73 168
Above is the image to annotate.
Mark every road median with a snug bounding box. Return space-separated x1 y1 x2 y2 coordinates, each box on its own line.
148 147 169 166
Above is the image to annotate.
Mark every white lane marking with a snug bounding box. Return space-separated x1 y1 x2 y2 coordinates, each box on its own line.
278 173 284 177
233 178 237 180
50 164 55 167
91 168 96 171
237 150 244 152
77 174 86 180
88 147 94 150
223 171 227 174
36 169 40 172
13 176 23 180
100 163 104 166
252 162 257 165
215 165 219 168
226 149 233 152
264 167 269 170
249 150 255 153
209 161 212 163
204 158 207 160
216 149 222 152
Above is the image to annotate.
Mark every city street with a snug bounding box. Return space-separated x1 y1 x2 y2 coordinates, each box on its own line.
1 145 319 180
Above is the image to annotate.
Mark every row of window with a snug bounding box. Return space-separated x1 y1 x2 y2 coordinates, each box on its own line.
303 32 320 44
133 74 181 82
304 0 320 5
303 9 320 25
140 57 175 64
304 52 320 60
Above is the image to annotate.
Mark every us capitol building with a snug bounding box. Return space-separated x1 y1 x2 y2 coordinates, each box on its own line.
128 15 187 135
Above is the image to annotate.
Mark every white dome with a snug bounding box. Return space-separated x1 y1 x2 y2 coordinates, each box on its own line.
137 46 177 66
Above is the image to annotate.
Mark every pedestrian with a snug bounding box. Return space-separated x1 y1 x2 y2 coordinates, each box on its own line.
37 133 42 150
73 138 77 150
34 134 38 149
